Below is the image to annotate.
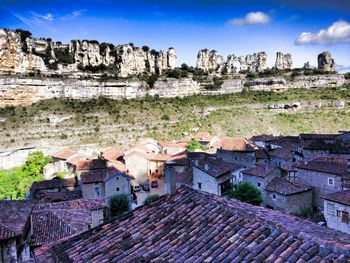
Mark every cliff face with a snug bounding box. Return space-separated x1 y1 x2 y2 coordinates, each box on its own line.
0 29 176 77
275 52 292 70
196 49 225 72
318 51 335 72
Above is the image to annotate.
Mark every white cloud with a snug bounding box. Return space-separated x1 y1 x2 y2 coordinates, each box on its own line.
296 20 350 45
61 10 86 21
336 64 350 73
228 12 271 26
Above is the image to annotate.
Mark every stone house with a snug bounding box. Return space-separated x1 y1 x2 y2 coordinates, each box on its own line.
254 148 270 165
269 143 295 168
295 158 348 209
264 177 313 214
28 177 82 203
216 137 256 168
0 200 35 263
124 146 151 185
43 149 79 179
322 190 350 234
192 156 243 195
80 168 133 200
159 141 187 155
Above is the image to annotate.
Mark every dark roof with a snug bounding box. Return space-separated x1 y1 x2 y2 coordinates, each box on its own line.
300 133 337 141
34 186 350 262
30 177 78 191
250 134 276 142
321 190 350 206
269 145 294 159
302 139 329 151
265 178 312 195
193 156 242 178
254 148 270 159
80 168 131 184
296 159 348 176
31 199 107 246
329 142 350 154
242 165 278 178
0 200 35 240
176 168 193 186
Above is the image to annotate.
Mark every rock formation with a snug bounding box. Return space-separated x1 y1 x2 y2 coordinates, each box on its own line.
0 29 176 77
196 49 225 72
239 52 267 73
275 52 292 70
225 54 239 74
318 51 335 72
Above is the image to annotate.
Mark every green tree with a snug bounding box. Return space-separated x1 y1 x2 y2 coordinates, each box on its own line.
187 139 207 152
143 194 161 205
226 182 263 206
108 194 129 217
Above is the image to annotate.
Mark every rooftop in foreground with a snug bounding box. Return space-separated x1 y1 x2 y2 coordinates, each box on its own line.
34 186 350 262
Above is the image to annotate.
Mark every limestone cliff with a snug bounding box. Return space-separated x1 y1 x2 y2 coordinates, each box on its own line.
239 52 267 73
275 52 292 70
196 49 225 72
318 51 335 72
0 29 176 77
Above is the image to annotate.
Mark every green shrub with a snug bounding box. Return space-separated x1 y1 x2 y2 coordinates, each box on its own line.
109 194 129 216
161 114 170 121
54 48 75 64
187 139 207 152
226 183 263 206
143 194 161 205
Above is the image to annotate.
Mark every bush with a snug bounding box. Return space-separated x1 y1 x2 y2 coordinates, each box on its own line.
109 194 129 217
54 48 75 64
161 114 170 121
226 182 263 206
143 194 161 205
345 73 350 80
187 139 207 152
15 29 32 52
142 45 150 52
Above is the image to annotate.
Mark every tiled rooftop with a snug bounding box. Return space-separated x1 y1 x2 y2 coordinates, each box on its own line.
30 177 78 191
193 156 242 178
241 165 277 178
219 137 255 152
52 149 78 160
80 167 131 184
0 200 35 240
322 190 350 206
265 177 312 195
296 159 348 176
34 186 350 262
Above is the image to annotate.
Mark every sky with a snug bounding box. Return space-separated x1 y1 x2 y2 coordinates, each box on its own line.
1 0 350 72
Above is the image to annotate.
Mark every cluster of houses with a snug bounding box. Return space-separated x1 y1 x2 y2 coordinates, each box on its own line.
2 131 350 262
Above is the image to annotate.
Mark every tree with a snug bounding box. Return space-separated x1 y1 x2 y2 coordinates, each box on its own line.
108 194 129 217
143 194 160 205
187 139 207 152
225 182 263 206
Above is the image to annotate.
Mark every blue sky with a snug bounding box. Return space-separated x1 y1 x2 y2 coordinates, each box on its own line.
1 0 350 71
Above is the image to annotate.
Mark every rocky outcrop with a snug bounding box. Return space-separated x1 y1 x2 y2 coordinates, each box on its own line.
225 54 239 74
318 51 335 72
0 29 176 77
196 49 225 72
239 52 267 73
275 52 292 70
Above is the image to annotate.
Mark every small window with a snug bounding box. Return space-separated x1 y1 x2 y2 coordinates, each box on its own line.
116 177 119 180
328 178 334 186
337 210 342 217
272 194 276 199
342 211 349 223
94 187 100 198
198 182 202 190
116 187 120 192
257 183 261 187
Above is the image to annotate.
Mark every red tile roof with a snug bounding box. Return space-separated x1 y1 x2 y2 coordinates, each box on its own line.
219 137 255 151
81 167 132 184
101 147 124 164
75 158 108 171
242 165 278 178
30 177 78 191
34 186 350 262
52 149 78 160
296 159 348 176
0 200 35 241
321 190 350 206
265 178 312 195
193 156 243 178
269 145 294 159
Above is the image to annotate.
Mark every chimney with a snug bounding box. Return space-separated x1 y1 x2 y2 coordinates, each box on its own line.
165 165 176 195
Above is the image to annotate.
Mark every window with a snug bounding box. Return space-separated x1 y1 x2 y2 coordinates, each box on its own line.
94 187 100 198
337 210 342 217
272 194 276 199
116 177 119 180
198 182 202 190
257 183 261 187
342 211 349 223
116 187 120 192
328 178 334 186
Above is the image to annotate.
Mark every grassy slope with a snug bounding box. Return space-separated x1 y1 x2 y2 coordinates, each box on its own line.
0 85 349 148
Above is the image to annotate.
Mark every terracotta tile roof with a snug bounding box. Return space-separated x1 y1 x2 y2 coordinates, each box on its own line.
34 186 350 262
321 190 350 206
265 177 312 195
31 189 83 203
75 158 108 171
30 177 78 191
0 200 35 240
242 165 278 178
52 149 78 160
296 159 348 176
149 151 187 162
194 131 212 142
31 199 107 246
193 156 243 178
81 167 132 184
101 147 124 164
219 137 255 152
269 145 294 159
159 141 188 148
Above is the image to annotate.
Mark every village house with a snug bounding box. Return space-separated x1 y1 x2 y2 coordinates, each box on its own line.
322 190 350 234
254 147 270 165
28 177 82 203
33 186 350 262
295 157 349 209
80 168 133 200
269 143 296 168
43 149 79 179
264 177 313 214
192 156 243 195
216 137 256 168
30 199 108 248
0 200 35 263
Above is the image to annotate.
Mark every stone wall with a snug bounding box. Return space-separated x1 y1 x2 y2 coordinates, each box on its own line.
192 166 220 195
324 199 350 234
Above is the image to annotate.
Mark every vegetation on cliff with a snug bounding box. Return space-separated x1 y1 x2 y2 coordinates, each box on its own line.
0 151 52 200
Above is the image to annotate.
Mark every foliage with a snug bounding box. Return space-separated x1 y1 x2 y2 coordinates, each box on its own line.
163 68 188 79
142 45 150 52
225 183 263 206
15 29 32 52
141 74 159 89
54 48 75 64
54 172 66 179
143 194 161 205
187 139 207 152
161 113 170 121
108 194 129 217
344 73 350 80
0 151 52 200
204 77 224 90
